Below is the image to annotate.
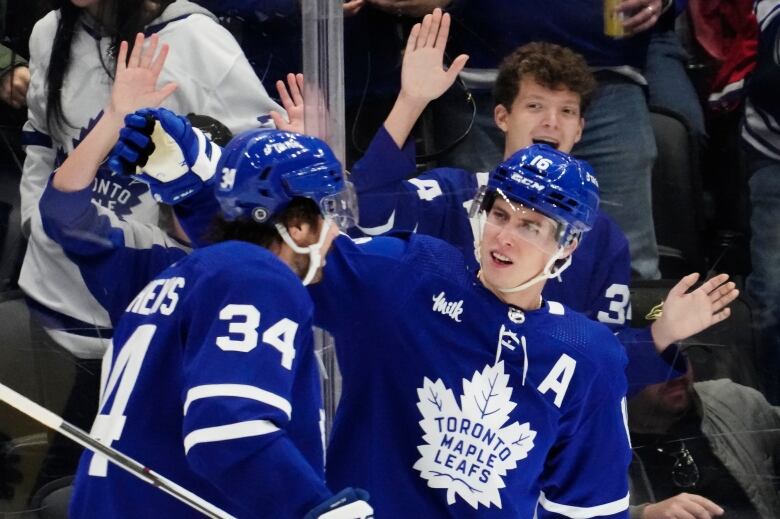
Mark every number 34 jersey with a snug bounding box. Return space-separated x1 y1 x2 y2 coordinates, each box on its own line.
69 241 330 519
310 234 632 518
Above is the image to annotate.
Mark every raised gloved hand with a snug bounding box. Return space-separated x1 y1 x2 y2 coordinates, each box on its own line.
108 107 222 204
304 488 374 519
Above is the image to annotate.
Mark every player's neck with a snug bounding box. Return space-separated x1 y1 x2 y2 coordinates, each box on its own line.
480 273 545 310
273 242 305 280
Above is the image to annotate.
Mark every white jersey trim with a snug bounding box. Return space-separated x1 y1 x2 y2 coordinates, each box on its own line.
356 209 396 236
184 384 292 419
538 491 630 518
184 419 279 454
547 301 565 316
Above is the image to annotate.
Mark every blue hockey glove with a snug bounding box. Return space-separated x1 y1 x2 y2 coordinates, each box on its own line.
304 488 374 519
108 107 222 204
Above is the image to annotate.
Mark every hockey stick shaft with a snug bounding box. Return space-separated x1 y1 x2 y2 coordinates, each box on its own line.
0 382 236 519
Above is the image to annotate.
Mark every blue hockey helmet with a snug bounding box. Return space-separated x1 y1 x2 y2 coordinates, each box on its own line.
214 129 357 229
476 144 599 245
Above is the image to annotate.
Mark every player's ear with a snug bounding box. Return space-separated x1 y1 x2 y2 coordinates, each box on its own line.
286 220 316 246
494 104 510 133
561 236 579 259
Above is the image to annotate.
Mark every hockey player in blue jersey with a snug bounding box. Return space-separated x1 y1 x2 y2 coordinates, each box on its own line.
304 144 634 517
68 124 372 517
338 9 739 394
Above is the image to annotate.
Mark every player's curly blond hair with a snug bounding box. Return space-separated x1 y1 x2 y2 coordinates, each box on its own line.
493 42 596 114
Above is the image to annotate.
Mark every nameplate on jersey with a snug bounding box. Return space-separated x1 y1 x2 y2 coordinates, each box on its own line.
126 277 185 316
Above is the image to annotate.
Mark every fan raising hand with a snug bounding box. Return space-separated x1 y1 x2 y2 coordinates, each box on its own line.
108 33 178 118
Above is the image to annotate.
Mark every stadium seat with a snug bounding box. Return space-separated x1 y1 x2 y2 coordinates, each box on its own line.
28 475 74 519
649 107 706 278
0 291 79 515
0 124 25 293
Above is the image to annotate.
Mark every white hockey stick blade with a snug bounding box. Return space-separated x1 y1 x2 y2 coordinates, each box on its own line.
0 382 236 519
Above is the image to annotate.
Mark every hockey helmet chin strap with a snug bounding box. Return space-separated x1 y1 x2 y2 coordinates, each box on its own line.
495 246 572 293
474 236 574 294
471 187 576 294
275 218 334 286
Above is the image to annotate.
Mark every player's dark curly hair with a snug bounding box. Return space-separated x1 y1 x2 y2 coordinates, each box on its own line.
493 42 596 114
46 0 175 130
205 198 322 250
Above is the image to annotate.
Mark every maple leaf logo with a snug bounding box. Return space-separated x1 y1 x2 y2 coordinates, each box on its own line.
413 361 536 509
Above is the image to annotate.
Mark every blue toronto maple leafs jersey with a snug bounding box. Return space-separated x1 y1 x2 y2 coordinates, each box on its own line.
69 241 330 519
351 127 682 394
310 234 632 518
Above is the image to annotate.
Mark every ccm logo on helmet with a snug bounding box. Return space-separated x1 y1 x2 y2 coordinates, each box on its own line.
510 172 545 192
585 171 599 188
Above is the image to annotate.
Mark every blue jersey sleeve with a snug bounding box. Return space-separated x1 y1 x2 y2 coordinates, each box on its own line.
351 126 479 255
180 267 330 517
309 234 409 340
172 183 220 248
538 332 631 518
617 327 687 397
39 178 189 325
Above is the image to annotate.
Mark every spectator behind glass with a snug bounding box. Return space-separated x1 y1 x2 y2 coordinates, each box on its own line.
19 0 283 360
17 0 282 484
408 0 666 280
628 359 780 519
0 49 28 110
0 0 45 110
741 0 780 404
644 1 707 145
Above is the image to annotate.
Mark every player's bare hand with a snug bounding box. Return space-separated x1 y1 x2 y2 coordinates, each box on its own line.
270 73 305 134
344 0 365 17
617 0 663 35
0 65 30 109
641 493 724 519
108 33 177 118
399 8 467 108
650 273 739 352
369 0 450 18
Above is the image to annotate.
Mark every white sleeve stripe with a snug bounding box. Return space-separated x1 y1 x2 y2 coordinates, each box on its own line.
184 419 279 454
191 127 222 181
538 491 630 518
183 384 292 419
